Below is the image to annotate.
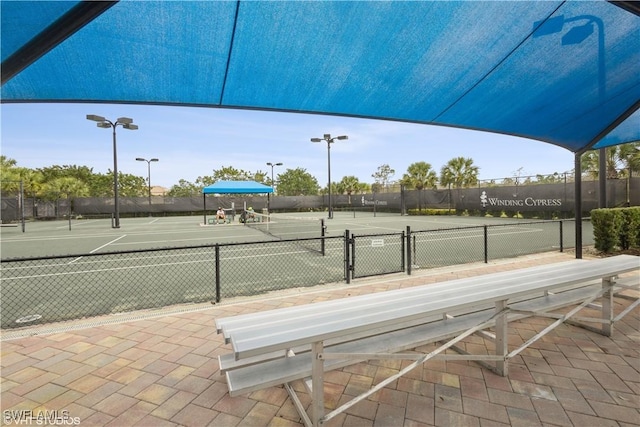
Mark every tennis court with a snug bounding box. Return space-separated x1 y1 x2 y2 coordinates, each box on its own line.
0 213 593 329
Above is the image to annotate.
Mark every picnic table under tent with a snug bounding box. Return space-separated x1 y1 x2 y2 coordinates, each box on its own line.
202 181 273 225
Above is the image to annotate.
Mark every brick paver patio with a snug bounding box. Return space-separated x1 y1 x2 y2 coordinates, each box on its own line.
1 252 638 426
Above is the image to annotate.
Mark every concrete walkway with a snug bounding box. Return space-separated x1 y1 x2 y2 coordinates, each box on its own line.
1 252 638 427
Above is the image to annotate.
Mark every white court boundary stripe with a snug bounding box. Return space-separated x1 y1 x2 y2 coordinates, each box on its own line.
68 235 126 264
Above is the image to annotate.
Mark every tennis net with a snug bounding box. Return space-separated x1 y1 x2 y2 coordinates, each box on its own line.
242 211 325 254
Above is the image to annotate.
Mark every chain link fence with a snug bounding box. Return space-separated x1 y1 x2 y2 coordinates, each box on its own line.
1 219 592 329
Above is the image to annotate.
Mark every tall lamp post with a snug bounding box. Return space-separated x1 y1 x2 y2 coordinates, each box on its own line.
266 162 283 190
311 134 348 219
266 162 282 214
136 157 159 212
86 115 138 228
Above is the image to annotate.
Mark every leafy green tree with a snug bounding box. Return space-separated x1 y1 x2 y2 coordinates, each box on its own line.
195 175 215 189
253 170 269 185
16 169 45 216
37 165 95 183
168 179 200 197
1 156 22 192
400 161 437 211
371 164 395 193
117 172 147 197
358 182 371 194
337 175 361 205
319 182 340 196
212 166 252 181
277 168 320 196
534 173 564 184
86 173 113 197
43 177 90 217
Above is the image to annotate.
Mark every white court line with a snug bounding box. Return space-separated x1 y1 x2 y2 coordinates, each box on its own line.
68 235 127 264
3 249 315 281
148 218 161 224
54 219 102 229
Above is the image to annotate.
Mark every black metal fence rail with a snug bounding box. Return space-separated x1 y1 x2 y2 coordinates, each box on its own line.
0 219 592 329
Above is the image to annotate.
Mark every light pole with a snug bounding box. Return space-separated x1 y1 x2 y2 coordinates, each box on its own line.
266 162 282 214
311 134 348 219
136 157 159 212
86 115 138 228
266 162 283 190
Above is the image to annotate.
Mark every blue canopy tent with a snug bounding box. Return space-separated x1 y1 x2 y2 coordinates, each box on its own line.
202 181 273 225
2 1 639 255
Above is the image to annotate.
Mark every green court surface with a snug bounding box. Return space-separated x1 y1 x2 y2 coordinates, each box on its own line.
0 213 592 329
0 212 588 259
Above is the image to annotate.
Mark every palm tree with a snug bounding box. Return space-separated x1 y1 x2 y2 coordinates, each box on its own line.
439 157 479 189
400 162 437 211
338 176 360 205
440 157 479 210
581 143 640 180
581 142 640 204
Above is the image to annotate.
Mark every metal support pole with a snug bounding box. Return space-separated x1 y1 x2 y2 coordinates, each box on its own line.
406 226 412 275
483 225 489 263
344 229 351 284
327 140 332 219
112 127 120 228
559 220 564 253
147 160 152 211
19 180 25 232
215 244 221 303
574 153 583 259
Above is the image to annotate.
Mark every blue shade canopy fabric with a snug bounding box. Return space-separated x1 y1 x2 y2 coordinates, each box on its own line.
203 181 273 195
2 1 639 153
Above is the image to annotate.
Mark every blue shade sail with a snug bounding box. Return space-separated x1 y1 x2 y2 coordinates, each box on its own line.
2 0 639 153
203 181 273 194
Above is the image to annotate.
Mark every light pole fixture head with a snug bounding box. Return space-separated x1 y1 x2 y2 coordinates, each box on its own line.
337 135 348 140
122 123 138 130
275 162 283 166
136 157 145 161
562 23 594 45
86 114 106 122
117 117 133 124
150 158 159 162
96 122 111 128
310 138 322 143
532 16 565 37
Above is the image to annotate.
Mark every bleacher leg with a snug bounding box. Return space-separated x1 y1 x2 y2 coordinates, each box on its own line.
311 341 325 426
602 277 614 336
495 300 508 376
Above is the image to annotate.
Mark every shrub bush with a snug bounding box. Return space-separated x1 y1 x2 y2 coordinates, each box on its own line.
407 208 454 216
590 207 640 252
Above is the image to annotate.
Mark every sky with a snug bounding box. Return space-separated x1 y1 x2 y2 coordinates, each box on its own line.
0 102 576 190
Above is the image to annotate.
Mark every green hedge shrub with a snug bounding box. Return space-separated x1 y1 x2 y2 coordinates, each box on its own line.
591 207 640 252
407 208 455 216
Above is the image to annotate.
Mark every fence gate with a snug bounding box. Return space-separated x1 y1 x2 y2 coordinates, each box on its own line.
350 232 405 279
